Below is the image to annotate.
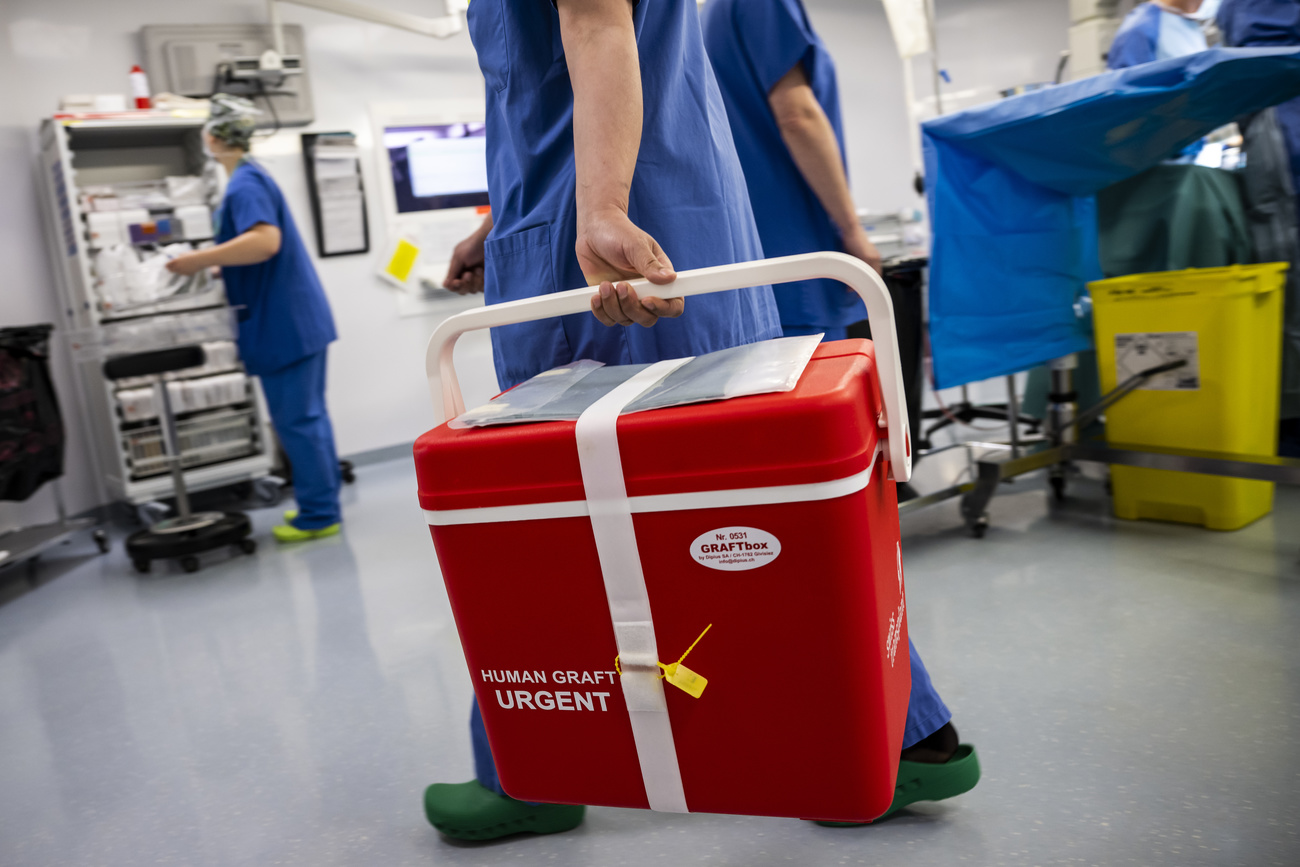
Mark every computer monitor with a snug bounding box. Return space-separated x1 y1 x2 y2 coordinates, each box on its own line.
383 122 489 214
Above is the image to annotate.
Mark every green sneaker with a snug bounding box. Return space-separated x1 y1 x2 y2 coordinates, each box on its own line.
423 780 586 841
816 744 981 826
272 522 341 543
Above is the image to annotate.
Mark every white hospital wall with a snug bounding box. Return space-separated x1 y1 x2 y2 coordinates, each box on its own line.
0 0 1070 526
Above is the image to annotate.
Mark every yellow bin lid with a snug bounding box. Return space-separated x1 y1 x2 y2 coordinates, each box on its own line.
1089 262 1289 304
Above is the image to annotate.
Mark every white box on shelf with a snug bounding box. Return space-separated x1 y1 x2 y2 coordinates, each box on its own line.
165 176 207 207
87 211 128 248
118 387 158 422
174 204 213 240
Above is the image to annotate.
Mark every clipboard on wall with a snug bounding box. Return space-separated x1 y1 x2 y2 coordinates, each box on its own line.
301 132 370 258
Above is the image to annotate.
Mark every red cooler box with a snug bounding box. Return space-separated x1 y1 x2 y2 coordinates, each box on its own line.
415 254 915 823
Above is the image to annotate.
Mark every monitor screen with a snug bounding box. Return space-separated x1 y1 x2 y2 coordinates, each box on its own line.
384 122 489 214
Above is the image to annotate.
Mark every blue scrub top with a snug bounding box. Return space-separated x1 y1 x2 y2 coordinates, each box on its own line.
701 0 864 331
467 0 782 391
216 160 337 376
1219 0 1300 44
1108 2 1209 69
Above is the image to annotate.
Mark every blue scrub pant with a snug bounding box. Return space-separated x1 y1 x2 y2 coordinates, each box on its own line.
780 324 849 341
258 350 342 529
469 639 951 797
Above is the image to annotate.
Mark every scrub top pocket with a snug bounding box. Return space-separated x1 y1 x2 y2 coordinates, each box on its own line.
485 224 571 390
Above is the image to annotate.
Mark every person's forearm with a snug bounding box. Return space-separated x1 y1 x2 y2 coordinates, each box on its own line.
194 225 281 268
558 0 641 230
775 95 860 237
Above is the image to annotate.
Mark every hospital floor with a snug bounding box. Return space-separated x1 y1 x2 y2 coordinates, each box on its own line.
2 455 1298 867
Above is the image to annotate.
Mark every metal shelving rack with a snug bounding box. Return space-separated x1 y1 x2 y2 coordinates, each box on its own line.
36 114 276 508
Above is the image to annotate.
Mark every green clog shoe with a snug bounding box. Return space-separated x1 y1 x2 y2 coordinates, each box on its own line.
817 744 981 826
272 522 341 543
423 780 586 841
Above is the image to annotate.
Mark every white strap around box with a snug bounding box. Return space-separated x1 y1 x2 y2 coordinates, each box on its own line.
574 357 694 812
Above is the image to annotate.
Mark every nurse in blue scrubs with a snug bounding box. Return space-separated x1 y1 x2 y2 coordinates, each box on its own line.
1108 1 1215 69
426 0 784 841
701 0 879 342
166 95 342 544
701 0 979 827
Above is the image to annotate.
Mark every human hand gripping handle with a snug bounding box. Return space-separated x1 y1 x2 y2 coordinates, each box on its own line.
578 209 680 327
424 252 913 482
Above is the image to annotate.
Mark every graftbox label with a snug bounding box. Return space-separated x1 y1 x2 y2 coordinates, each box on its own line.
691 527 781 572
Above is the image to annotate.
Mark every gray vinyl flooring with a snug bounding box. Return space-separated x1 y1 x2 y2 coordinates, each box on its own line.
1 455 1298 866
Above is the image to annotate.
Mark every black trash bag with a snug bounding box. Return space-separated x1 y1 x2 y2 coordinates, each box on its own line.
0 324 65 501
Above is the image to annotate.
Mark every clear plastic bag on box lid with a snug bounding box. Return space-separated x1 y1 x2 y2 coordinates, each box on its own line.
449 360 606 428
450 335 822 428
624 334 821 414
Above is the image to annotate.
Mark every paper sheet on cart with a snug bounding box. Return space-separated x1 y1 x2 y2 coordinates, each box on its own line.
449 334 823 428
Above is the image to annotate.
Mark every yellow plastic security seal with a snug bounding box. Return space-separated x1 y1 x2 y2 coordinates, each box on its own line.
615 623 712 699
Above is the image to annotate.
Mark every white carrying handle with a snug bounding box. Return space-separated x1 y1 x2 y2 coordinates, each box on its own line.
425 252 912 482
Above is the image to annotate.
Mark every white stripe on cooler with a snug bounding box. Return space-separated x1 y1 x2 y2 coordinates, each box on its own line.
423 442 882 527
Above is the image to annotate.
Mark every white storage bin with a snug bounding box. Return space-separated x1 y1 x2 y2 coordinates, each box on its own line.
118 387 158 422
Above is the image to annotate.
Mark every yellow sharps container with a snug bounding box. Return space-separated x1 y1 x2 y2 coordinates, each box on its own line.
1090 263 1287 531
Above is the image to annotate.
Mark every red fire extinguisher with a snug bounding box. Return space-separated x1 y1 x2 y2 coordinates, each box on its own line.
130 65 152 110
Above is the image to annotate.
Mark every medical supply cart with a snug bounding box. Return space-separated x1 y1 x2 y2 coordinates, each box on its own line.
36 113 276 508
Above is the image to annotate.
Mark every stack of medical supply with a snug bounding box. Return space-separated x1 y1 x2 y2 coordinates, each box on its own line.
81 177 213 250
116 371 249 422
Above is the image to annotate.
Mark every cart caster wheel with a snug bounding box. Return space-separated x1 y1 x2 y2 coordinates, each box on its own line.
133 558 151 574
93 530 110 554
1050 475 1067 502
239 539 257 555
180 556 201 574
340 460 356 485
965 512 989 538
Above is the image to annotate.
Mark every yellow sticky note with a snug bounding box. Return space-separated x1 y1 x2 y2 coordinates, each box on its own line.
385 239 420 283
662 662 708 699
